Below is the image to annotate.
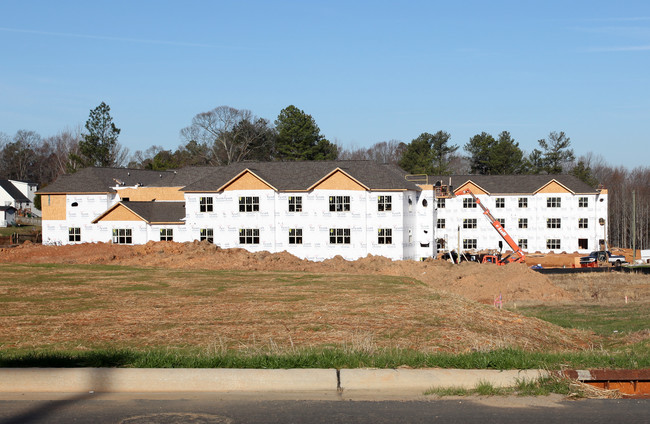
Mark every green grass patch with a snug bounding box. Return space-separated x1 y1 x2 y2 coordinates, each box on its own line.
511 303 650 335
0 346 648 369
0 225 40 236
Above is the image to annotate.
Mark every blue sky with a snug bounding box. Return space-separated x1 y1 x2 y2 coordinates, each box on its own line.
1 1 649 168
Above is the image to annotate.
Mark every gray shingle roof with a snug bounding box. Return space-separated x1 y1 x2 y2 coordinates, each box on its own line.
103 201 186 224
181 161 420 192
0 180 30 202
37 168 181 194
428 174 600 195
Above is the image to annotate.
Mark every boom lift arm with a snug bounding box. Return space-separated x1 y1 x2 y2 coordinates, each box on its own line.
458 189 526 264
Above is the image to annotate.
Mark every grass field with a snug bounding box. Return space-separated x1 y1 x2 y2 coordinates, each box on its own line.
0 225 40 237
0 263 648 369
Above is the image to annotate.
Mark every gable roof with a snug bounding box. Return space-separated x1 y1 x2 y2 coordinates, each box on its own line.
182 161 419 192
38 168 182 194
429 174 600 195
92 201 186 224
0 180 30 202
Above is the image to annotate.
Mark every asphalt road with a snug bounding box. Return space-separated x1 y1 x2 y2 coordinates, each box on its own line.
0 393 648 424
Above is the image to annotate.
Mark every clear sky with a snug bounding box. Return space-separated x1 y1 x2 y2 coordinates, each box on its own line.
1 1 648 168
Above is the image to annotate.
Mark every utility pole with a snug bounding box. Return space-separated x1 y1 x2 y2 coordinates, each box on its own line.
632 190 637 262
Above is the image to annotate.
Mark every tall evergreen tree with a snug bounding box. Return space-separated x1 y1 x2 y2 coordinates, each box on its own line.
69 102 121 170
490 131 525 174
398 131 457 175
538 131 575 174
274 105 337 161
464 132 497 174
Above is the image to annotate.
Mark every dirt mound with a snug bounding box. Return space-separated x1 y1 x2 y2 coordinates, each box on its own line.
0 242 571 303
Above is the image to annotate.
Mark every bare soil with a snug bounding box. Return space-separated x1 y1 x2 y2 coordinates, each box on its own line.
1 242 647 354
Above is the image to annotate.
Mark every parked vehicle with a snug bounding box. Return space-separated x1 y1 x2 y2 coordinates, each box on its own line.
579 251 627 268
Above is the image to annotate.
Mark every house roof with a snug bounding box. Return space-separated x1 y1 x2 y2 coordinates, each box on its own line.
182 161 419 192
93 201 186 224
0 180 30 202
40 161 420 194
37 168 182 194
427 174 600 195
0 206 17 212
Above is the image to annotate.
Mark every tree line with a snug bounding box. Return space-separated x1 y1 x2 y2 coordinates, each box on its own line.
0 102 647 251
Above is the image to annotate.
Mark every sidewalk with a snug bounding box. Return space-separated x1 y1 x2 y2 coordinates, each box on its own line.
0 368 547 393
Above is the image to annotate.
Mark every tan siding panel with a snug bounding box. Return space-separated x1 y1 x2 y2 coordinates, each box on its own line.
313 170 366 191
537 181 571 194
99 205 145 222
454 182 486 195
42 195 66 220
223 172 273 191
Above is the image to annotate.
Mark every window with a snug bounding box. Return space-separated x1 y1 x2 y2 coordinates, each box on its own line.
378 228 392 244
288 196 302 212
463 239 477 249
437 198 446 209
547 218 561 229
578 238 588 250
68 227 81 242
463 218 477 229
579 197 588 208
112 229 132 244
199 197 213 213
329 228 350 244
495 198 505 208
518 218 528 229
547 239 561 250
547 197 561 208
518 239 528 249
518 197 528 208
239 196 259 212
378 195 392 212
579 218 589 229
463 197 477 208
160 228 173 241
289 228 302 244
329 196 350 212
239 228 259 244
437 218 446 229
497 218 505 228
200 228 213 243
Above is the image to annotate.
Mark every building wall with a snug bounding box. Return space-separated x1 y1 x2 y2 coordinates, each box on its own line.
433 190 608 254
184 189 415 261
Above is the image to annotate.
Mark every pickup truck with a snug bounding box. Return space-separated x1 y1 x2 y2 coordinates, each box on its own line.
579 251 627 268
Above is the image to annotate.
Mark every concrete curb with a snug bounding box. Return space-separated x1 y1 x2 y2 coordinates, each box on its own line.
340 369 548 391
0 368 548 393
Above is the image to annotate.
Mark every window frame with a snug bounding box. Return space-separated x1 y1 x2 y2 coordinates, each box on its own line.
546 239 561 250
378 195 392 212
112 228 132 245
578 197 589 208
437 218 446 229
68 227 81 242
578 218 589 229
329 196 351 212
463 239 477 250
199 196 213 213
518 197 528 208
462 218 477 229
547 218 562 229
547 197 561 208
288 228 303 245
463 197 477 208
495 197 505 208
200 228 214 243
329 228 351 244
518 239 528 249
518 218 528 229
437 198 446 209
239 228 260 244
239 196 260 213
288 196 302 212
377 228 392 244
160 228 173 241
